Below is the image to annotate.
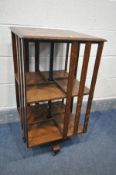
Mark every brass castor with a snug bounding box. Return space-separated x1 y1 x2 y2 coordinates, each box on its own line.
51 143 60 155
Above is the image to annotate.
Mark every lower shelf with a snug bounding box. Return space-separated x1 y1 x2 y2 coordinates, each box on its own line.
26 103 83 148
28 115 83 148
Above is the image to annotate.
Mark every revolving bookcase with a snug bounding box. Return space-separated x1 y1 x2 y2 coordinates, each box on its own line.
11 27 106 153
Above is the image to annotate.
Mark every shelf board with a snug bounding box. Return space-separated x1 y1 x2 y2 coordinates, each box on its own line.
28 114 83 148
41 70 68 80
15 72 45 85
54 114 83 137
27 83 66 103
56 79 89 96
28 120 62 147
26 77 89 103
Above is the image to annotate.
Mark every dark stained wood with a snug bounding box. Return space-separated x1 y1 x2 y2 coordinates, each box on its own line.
24 40 29 72
11 32 18 74
65 43 70 71
35 41 39 71
10 27 106 42
73 42 91 135
83 42 104 133
49 42 54 81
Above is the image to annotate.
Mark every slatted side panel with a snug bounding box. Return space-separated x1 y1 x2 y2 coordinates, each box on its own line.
83 42 104 132
20 38 29 146
63 42 79 138
11 33 19 109
73 42 91 135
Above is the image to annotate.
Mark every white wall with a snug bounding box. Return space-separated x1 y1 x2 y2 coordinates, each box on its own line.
0 0 116 109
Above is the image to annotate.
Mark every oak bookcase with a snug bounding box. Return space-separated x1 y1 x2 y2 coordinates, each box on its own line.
11 27 106 153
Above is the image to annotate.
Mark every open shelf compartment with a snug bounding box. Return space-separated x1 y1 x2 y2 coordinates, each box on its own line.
27 102 83 148
41 70 68 80
27 83 66 103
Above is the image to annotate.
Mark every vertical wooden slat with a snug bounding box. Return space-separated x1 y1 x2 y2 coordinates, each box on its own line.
74 43 80 77
70 43 80 112
83 42 104 133
24 41 29 72
48 42 54 117
11 33 19 109
35 41 40 71
11 32 18 74
20 38 28 146
65 43 69 71
16 36 24 130
49 42 54 81
63 42 79 138
73 42 91 135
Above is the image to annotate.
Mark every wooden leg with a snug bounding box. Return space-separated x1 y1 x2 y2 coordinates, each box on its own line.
83 42 104 133
73 42 91 135
63 42 79 138
51 143 60 155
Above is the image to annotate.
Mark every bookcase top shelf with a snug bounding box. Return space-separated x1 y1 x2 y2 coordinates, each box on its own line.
10 27 106 42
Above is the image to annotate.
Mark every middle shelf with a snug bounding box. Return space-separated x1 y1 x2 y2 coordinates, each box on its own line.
15 70 90 104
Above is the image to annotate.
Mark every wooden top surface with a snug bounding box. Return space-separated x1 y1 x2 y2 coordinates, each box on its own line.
10 27 106 42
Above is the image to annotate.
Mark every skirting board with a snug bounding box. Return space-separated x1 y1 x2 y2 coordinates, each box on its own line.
0 98 116 124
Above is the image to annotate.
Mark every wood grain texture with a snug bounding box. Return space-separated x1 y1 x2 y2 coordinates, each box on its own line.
63 42 80 138
56 79 89 96
10 27 106 42
28 113 83 148
15 72 45 85
27 84 66 103
73 42 91 135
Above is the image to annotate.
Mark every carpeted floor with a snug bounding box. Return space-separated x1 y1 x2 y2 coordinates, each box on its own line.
0 109 116 175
